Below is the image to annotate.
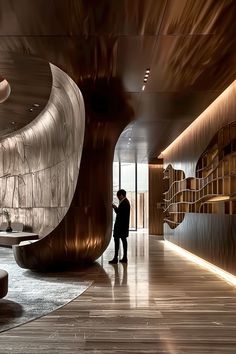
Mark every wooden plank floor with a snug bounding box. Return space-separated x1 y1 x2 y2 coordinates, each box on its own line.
1 232 236 353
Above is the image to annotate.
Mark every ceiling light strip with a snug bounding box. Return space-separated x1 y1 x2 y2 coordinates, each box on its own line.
165 240 236 287
160 80 236 157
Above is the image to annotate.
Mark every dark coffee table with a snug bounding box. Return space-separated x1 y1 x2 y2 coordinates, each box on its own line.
0 231 38 247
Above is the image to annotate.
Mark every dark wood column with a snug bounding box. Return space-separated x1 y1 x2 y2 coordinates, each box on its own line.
148 160 164 235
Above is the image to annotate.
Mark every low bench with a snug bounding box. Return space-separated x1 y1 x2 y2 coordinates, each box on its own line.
0 269 8 298
0 231 38 247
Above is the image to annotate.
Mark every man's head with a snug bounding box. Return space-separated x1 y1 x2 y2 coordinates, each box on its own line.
117 189 126 201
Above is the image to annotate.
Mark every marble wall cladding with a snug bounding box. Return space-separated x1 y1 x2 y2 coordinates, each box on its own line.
18 174 33 208
0 64 85 241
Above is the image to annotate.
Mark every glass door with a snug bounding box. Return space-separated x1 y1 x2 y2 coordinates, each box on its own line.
113 162 148 230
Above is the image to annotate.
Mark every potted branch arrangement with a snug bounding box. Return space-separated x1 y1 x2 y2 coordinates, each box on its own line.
2 209 12 232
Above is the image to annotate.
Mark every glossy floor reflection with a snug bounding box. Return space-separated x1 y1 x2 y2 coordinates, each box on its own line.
1 232 236 353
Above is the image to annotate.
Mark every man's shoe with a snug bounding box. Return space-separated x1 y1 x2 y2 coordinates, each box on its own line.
108 258 118 264
119 258 128 263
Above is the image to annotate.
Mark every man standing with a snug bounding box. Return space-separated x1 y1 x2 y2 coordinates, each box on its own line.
109 189 130 264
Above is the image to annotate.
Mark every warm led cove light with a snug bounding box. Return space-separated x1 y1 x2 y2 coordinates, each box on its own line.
207 196 230 202
160 80 236 157
165 240 236 287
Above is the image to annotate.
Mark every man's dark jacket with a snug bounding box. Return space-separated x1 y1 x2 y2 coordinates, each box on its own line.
113 198 130 239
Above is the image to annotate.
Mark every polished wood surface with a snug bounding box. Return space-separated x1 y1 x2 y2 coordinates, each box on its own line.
162 81 236 177
11 69 133 270
0 0 235 162
4 64 85 270
69 78 134 266
1 232 236 353
0 58 133 271
0 52 52 139
162 80 236 275
0 231 38 247
0 63 84 239
165 213 236 275
149 164 164 235
164 121 236 229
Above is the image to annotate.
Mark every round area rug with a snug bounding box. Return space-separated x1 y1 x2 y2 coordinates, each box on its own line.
0 247 91 333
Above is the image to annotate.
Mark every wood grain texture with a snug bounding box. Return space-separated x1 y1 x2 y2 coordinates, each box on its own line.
2 233 236 353
162 80 236 275
0 52 52 138
0 0 235 163
149 164 164 235
162 81 236 177
164 213 236 275
12 73 134 270
0 63 86 270
0 63 84 238
164 121 236 228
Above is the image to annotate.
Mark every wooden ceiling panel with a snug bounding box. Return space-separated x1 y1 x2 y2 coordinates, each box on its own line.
0 52 51 137
160 0 234 35
0 0 166 36
116 37 157 92
115 119 194 162
148 34 236 92
135 91 220 122
0 0 235 161
0 36 119 83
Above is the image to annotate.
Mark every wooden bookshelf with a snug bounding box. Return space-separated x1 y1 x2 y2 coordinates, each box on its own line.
164 121 236 229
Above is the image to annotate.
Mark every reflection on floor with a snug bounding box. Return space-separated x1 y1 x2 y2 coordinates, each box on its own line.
0 247 91 333
1 231 236 353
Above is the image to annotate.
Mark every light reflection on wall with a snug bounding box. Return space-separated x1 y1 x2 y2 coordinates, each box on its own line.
0 64 84 236
160 80 236 178
0 78 11 103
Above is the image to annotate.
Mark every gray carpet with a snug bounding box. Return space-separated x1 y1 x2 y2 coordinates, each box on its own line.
0 247 91 333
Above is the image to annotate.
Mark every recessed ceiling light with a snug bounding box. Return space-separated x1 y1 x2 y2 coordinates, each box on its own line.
33 103 40 107
144 78 147 82
129 138 131 141
142 85 145 91
146 68 150 73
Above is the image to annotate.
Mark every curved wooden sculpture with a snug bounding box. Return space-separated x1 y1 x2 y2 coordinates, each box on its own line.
6 62 134 270
0 48 134 270
0 63 85 270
